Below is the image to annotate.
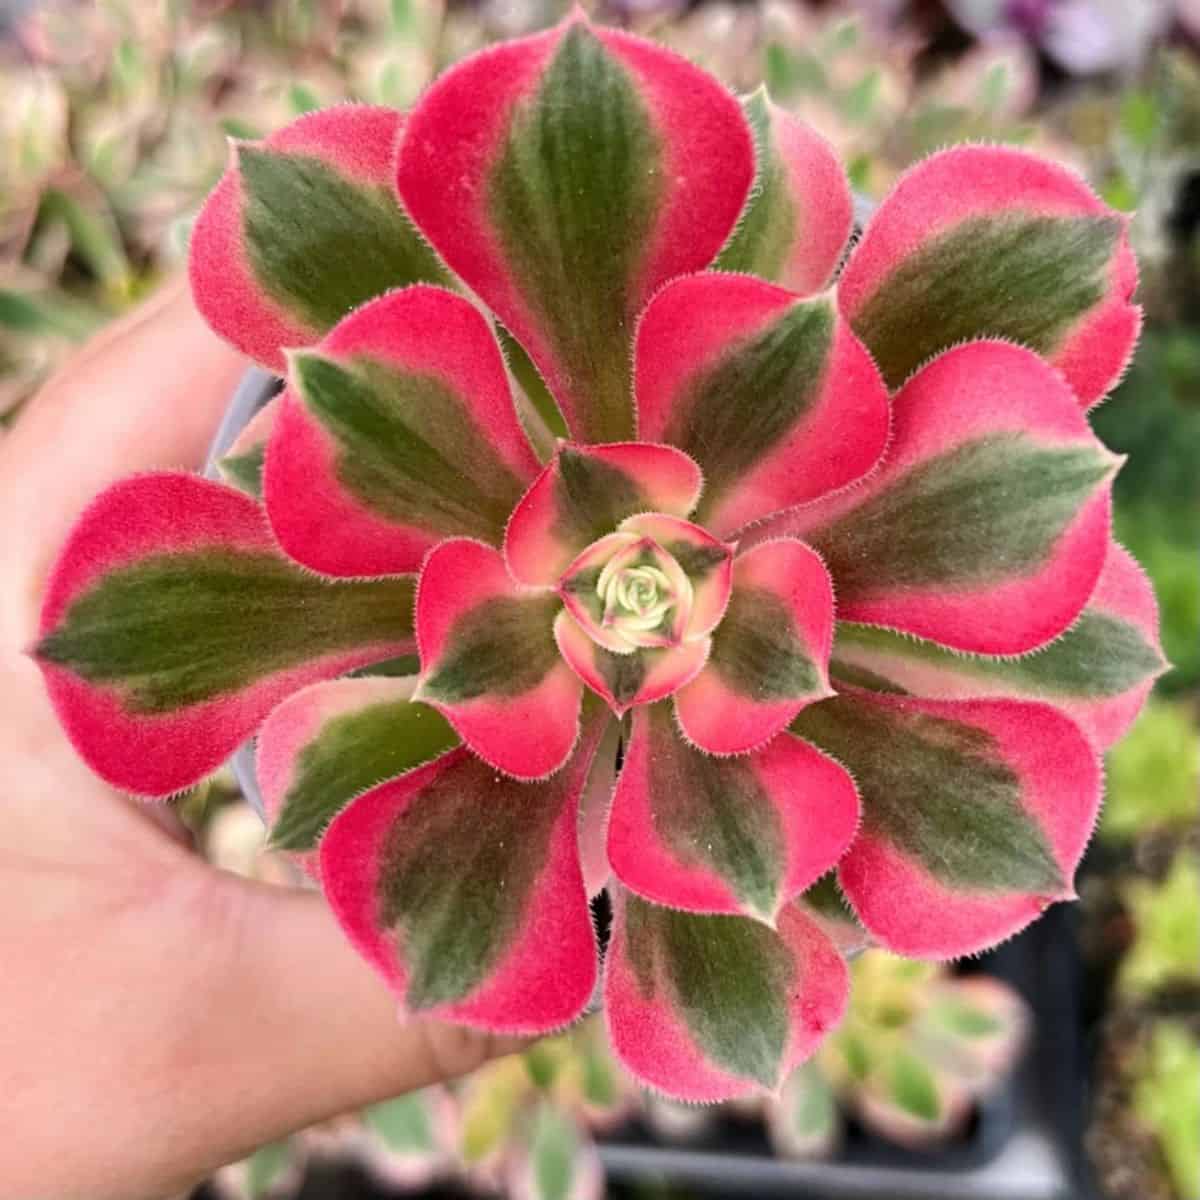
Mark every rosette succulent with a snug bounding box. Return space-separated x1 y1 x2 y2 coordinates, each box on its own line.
771 951 1029 1157
33 13 1165 1102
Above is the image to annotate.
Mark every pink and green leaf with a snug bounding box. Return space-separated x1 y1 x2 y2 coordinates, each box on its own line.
415 538 581 778
771 341 1118 655
320 731 602 1031
190 105 450 372
635 273 888 537
217 394 281 498
608 704 860 923
395 17 754 443
605 892 849 1100
715 91 853 295
504 442 702 588
791 691 1102 957
674 538 834 756
265 287 540 578
838 144 1139 405
831 543 1165 750
257 676 459 856
34 473 415 796
553 609 709 716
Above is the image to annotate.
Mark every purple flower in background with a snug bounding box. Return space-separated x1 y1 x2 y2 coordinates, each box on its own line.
1006 0 1052 38
948 0 1171 74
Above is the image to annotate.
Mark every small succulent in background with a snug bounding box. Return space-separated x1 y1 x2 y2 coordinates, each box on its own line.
0 0 452 422
1101 699 1200 843
505 1101 604 1200
1091 1010 1200 1200
770 952 1029 1155
458 1027 623 1200
1131 1021 1200 1200
1117 851 1200 1001
0 62 68 264
356 1087 460 1191
211 1139 306 1200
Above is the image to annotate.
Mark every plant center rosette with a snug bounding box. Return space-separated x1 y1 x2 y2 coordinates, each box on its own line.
33 15 1165 1102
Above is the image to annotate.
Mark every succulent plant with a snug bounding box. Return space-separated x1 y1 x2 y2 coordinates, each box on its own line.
30 11 1163 1103
1101 699 1200 843
211 1138 306 1200
355 1086 460 1191
1131 1020 1200 1200
457 1022 626 1199
1117 851 1200 1000
770 951 1029 1155
1091 1009 1200 1200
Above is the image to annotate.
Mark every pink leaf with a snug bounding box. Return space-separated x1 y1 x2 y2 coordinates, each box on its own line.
716 93 852 294
830 541 1165 750
609 704 859 922
34 473 414 795
415 538 580 779
636 273 889 536
839 144 1139 406
190 106 448 370
396 15 754 443
265 287 540 578
504 442 702 589
762 341 1118 655
320 730 603 1031
605 891 849 1100
675 538 834 756
793 691 1102 957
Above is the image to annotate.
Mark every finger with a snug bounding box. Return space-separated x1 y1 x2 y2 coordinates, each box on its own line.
0 279 246 651
233 882 527 1106
144 875 526 1196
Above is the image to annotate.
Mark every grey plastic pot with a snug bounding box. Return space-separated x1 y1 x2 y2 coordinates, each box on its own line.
204 369 1095 1200
203 365 279 818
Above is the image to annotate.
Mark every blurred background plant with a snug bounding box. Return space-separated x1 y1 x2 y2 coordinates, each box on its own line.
2 1 1197 1197
769 952 1028 1159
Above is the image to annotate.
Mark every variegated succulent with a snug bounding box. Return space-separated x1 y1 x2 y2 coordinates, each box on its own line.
33 14 1165 1102
771 951 1029 1157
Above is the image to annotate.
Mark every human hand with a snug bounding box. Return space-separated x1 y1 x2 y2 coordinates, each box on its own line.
0 281 523 1200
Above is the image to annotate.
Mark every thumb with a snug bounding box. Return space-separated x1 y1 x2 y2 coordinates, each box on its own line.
175 871 526 1162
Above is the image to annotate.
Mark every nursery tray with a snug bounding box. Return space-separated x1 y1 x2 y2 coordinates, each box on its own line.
205 372 1102 1200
